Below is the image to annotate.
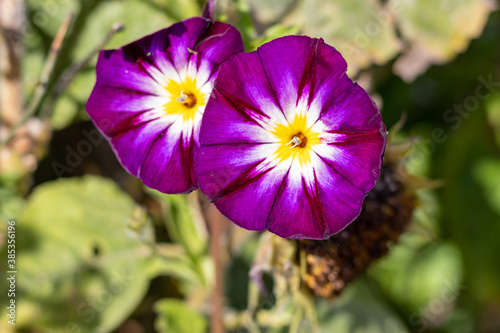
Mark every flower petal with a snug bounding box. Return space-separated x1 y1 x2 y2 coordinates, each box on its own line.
197 143 279 199
200 92 278 145
110 118 170 176
256 36 347 123
317 83 384 132
86 18 243 194
210 51 289 130
197 35 386 239
139 116 200 193
191 21 246 87
314 129 386 192
266 154 365 239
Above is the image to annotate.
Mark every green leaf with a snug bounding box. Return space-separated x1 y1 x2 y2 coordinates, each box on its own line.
154 298 208 333
250 24 301 50
148 245 206 287
392 0 496 81
316 279 409 333
371 240 464 313
282 0 401 76
46 0 191 129
150 190 208 260
473 158 500 215
0 176 154 332
436 109 500 305
485 92 500 148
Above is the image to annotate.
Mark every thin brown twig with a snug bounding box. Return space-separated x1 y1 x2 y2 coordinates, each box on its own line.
40 22 125 118
0 0 25 127
0 13 73 147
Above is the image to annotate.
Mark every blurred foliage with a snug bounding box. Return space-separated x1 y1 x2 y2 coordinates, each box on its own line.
0 176 154 332
246 0 496 80
154 298 208 333
0 0 500 332
314 279 409 333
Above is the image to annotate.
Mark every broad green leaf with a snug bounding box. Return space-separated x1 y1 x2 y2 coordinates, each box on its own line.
436 109 500 305
149 189 208 260
74 0 179 56
371 240 464 313
148 245 205 287
316 279 409 333
50 94 80 130
0 176 154 333
485 92 500 147
250 23 301 50
392 0 496 81
51 0 178 128
0 186 25 223
282 0 401 76
27 0 80 38
473 159 500 215
227 0 258 51
154 298 207 333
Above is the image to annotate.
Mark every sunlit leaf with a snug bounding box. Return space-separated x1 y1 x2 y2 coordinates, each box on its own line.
485 92 500 147
371 239 464 314
250 23 301 50
154 298 207 333
436 109 500 305
473 159 500 215
283 0 401 76
316 279 409 333
148 189 208 260
392 0 496 82
0 176 154 332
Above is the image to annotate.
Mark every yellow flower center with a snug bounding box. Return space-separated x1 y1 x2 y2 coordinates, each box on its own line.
271 114 321 165
164 77 206 122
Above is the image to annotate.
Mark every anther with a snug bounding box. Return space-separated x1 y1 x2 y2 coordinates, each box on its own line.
176 90 189 103
286 136 302 149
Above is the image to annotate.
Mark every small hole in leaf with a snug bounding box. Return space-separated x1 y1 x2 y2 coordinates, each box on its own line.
92 244 101 257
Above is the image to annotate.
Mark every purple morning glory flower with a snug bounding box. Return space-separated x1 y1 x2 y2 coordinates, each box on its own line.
196 36 387 239
86 17 243 193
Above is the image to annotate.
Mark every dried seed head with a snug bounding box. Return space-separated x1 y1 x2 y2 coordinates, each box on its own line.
300 152 418 299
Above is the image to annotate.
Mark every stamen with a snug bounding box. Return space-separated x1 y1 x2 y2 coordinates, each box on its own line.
176 90 197 108
176 90 189 103
286 136 302 149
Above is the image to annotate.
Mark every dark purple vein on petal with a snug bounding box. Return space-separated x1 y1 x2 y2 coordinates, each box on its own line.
138 123 174 178
256 48 288 122
312 168 328 237
312 149 365 194
310 79 356 129
123 43 167 87
211 158 272 203
212 87 270 130
265 164 292 230
106 108 159 137
323 129 383 146
296 38 318 108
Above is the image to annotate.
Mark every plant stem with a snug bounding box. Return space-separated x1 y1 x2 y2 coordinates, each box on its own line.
0 0 25 127
0 13 73 148
41 22 125 118
207 203 225 333
202 0 216 21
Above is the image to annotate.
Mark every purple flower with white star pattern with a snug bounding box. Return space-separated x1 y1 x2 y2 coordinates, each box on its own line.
196 36 387 239
86 17 243 194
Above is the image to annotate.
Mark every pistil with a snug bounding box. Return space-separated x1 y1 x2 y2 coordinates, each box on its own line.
176 90 197 108
286 133 307 149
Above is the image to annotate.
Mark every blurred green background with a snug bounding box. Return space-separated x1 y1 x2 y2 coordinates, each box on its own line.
1 0 500 332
